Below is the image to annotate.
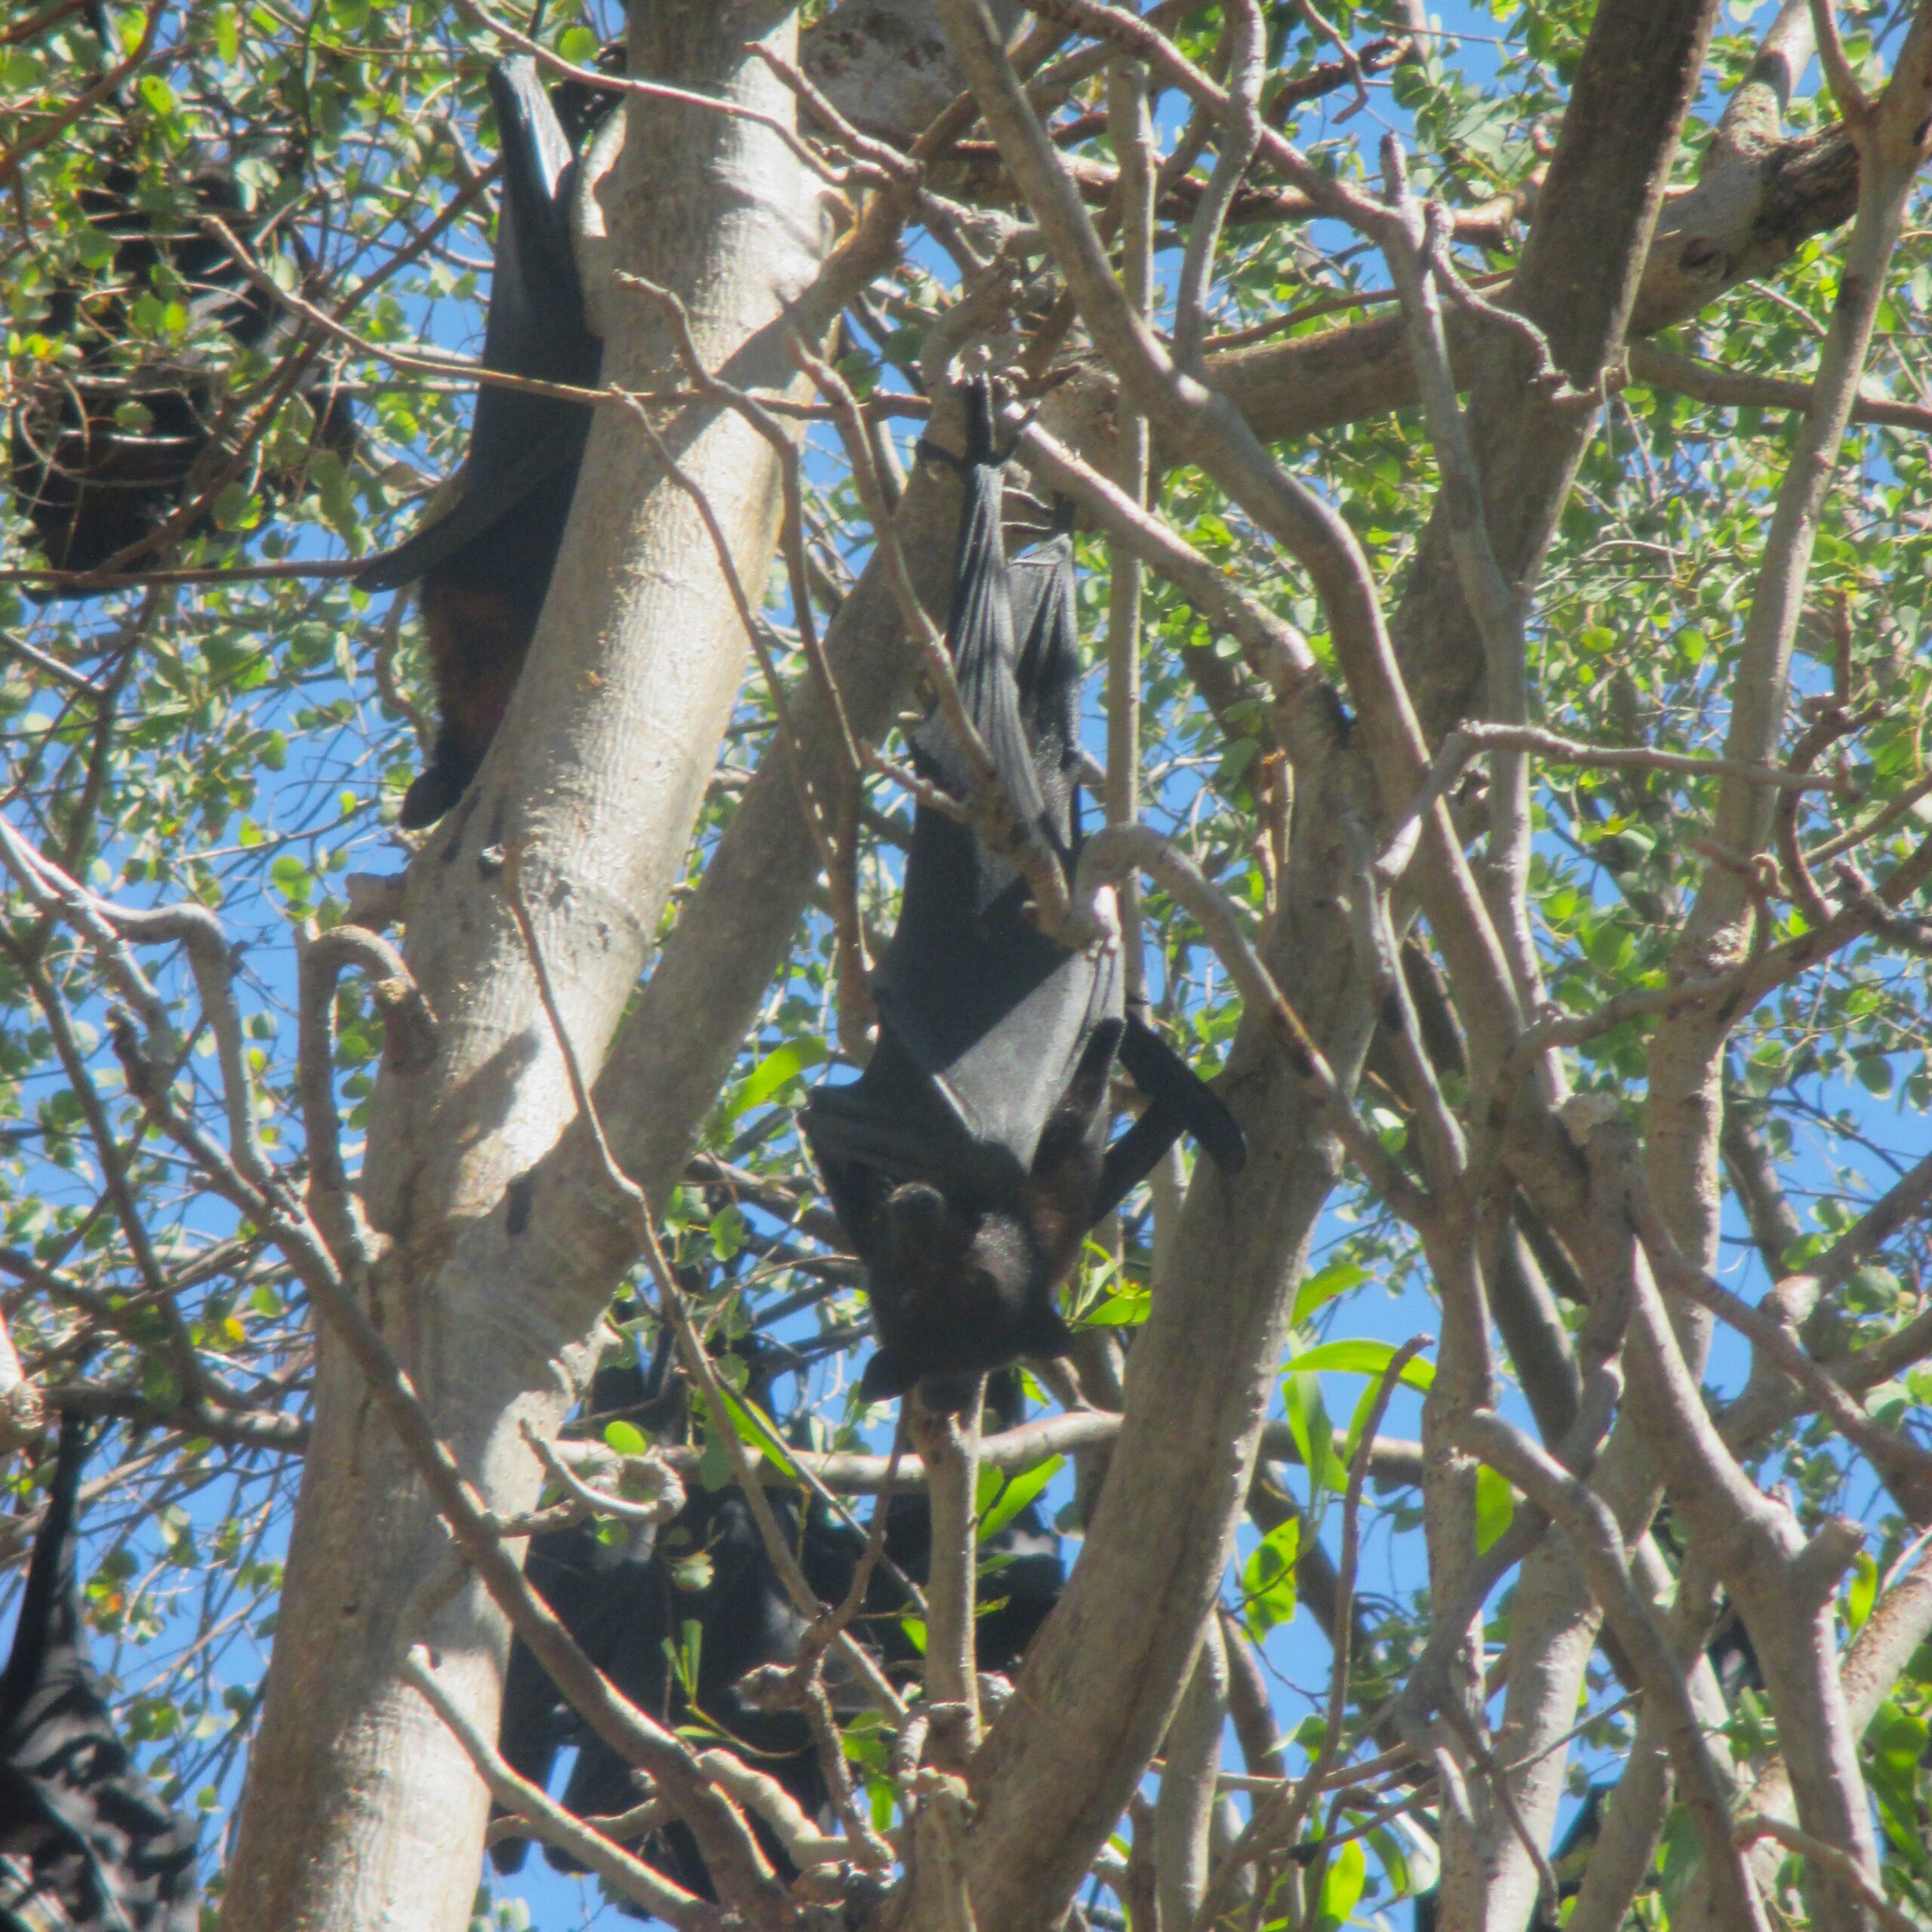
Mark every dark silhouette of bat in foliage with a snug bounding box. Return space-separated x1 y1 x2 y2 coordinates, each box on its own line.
355 54 612 829
0 1414 198 1930
490 1352 828 1909
503 1482 829 1911
801 380 1245 1411
852 1366 1065 1675
8 15 355 595
491 1360 1065 1921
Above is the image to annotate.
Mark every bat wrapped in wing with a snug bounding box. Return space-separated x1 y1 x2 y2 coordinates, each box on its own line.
803 380 1245 1410
0 1415 199 1931
358 55 613 828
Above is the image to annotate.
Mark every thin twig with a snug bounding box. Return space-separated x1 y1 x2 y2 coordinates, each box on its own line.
1072 823 1435 1227
1737 1814 1916 1932
402 1649 727 1931
1194 1339 1429 1929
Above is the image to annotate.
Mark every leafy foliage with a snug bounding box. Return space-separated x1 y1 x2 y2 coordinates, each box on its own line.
2 1 1930 1927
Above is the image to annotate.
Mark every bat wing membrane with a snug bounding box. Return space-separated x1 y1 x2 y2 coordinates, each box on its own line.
804 380 1246 1371
860 385 1118 1173
356 57 601 592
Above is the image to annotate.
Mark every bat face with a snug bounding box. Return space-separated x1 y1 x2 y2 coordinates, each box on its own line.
804 380 1247 1410
860 1183 1072 1410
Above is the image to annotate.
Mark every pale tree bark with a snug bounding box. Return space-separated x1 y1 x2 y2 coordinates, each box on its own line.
1353 5 1721 1924
220 8 826 1927
1463 11 1932 1927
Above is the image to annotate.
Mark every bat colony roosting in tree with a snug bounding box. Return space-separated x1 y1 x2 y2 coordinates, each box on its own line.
316 48 1230 1914
9 0 1932 1928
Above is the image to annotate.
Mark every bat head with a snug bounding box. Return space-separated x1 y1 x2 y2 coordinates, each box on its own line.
859 1183 1074 1407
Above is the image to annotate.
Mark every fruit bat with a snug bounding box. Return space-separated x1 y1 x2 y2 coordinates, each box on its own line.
515 1485 827 1913
8 115 355 595
355 55 608 829
491 1353 828 1909
491 1361 1066 1919
0 1414 199 1931
801 380 1246 1409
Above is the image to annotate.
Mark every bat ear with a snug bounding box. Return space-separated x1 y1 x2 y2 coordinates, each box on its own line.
860 1349 913 1404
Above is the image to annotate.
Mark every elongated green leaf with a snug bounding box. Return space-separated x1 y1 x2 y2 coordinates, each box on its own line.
1238 1515 1301 1635
1318 1836 1367 1927
1292 1260 1369 1328
978 1456 1064 1544
1281 1371 1337 1506
1475 1464 1516 1554
710 1386 795 1478
723 1039 826 1120
1284 1340 1435 1392
1847 1548 1878 1634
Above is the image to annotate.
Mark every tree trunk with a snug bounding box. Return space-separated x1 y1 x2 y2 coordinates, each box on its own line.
220 8 823 1927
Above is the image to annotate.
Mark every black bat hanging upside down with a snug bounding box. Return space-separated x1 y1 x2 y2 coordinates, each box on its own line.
357 54 611 829
0 1414 199 1932
8 26 357 595
803 380 1246 1410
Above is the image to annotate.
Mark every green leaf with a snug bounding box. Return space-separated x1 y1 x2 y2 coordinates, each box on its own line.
1281 1371 1335 1506
603 1419 648 1458
1845 1547 1877 1634
977 1457 1063 1545
1317 1836 1367 1927
1081 1284 1149 1327
1475 1464 1516 1554
1284 1340 1435 1392
725 1040 825 1118
712 1385 796 1477
709 1204 746 1262
1239 1515 1300 1635
1854 1056 1894 1098
1291 1260 1369 1328
675 1618 703 1696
